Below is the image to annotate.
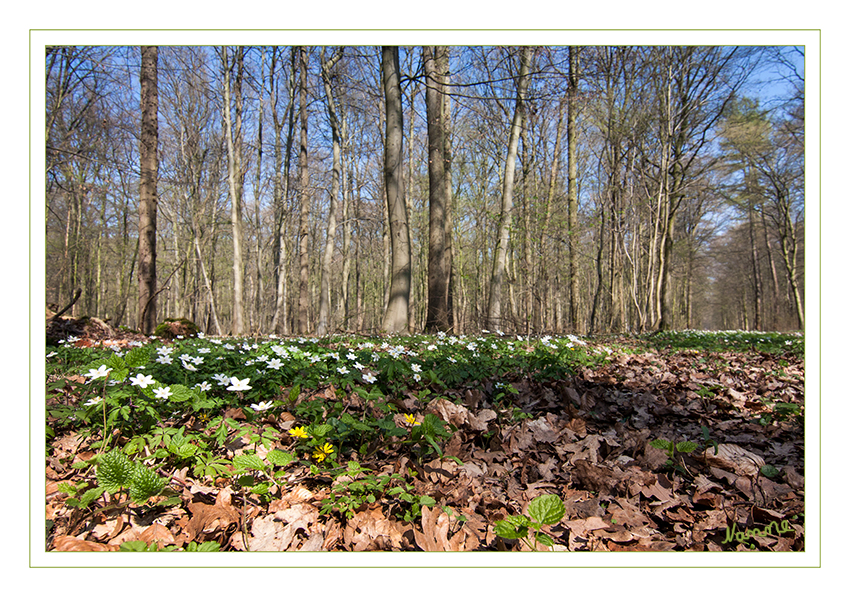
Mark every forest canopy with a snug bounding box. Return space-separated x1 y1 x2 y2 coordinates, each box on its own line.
44 44 805 336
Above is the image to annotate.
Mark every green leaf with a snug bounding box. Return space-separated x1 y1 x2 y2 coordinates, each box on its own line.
77 487 106 509
233 454 266 471
494 516 529 540
346 460 367 475
124 346 150 369
267 449 295 468
129 465 166 503
119 540 153 552
110 367 129 383
167 384 193 403
650 438 672 451
528 494 566 526
106 353 126 373
169 442 198 459
675 441 699 454
251 482 271 495
185 541 220 552
57 481 78 496
309 423 333 440
535 532 555 547
760 464 780 478
96 450 135 494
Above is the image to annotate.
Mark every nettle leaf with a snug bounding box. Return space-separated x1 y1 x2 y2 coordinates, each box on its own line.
309 423 333 440
96 450 135 494
129 465 166 503
251 482 271 495
346 460 367 475
233 454 266 471
77 487 105 509
650 438 672 451
267 449 295 468
528 494 566 526
675 441 699 454
57 481 78 496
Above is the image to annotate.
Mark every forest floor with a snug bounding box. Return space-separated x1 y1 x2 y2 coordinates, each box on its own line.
44 318 805 552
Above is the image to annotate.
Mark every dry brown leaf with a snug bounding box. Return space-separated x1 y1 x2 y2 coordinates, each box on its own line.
526 416 560 443
322 518 342 551
703 443 765 477
608 497 651 529
783 466 804 490
564 516 609 538
561 434 602 465
467 409 496 432
134 523 175 549
346 507 407 551
53 536 119 552
413 506 478 551
245 515 288 551
298 533 325 551
426 398 470 428
572 459 621 494
184 487 240 542
565 417 587 436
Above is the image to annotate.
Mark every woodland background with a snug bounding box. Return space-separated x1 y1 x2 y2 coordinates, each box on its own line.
44 44 804 336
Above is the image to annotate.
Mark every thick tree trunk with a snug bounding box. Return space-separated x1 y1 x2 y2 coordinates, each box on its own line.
424 46 452 332
487 46 531 332
380 46 411 334
137 46 158 334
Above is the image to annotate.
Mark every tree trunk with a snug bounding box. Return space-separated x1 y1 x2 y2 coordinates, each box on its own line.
271 47 297 335
297 46 311 335
221 46 245 335
253 48 266 333
137 46 158 334
380 46 411 334
424 46 452 332
567 46 580 332
487 46 531 332
317 48 343 337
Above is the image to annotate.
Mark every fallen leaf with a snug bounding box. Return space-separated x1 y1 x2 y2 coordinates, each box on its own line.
139 523 176 549
184 487 240 542
53 536 119 552
703 443 765 477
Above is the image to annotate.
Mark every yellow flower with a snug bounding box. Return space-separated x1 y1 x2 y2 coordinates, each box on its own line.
289 426 309 439
312 442 334 462
404 413 420 426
